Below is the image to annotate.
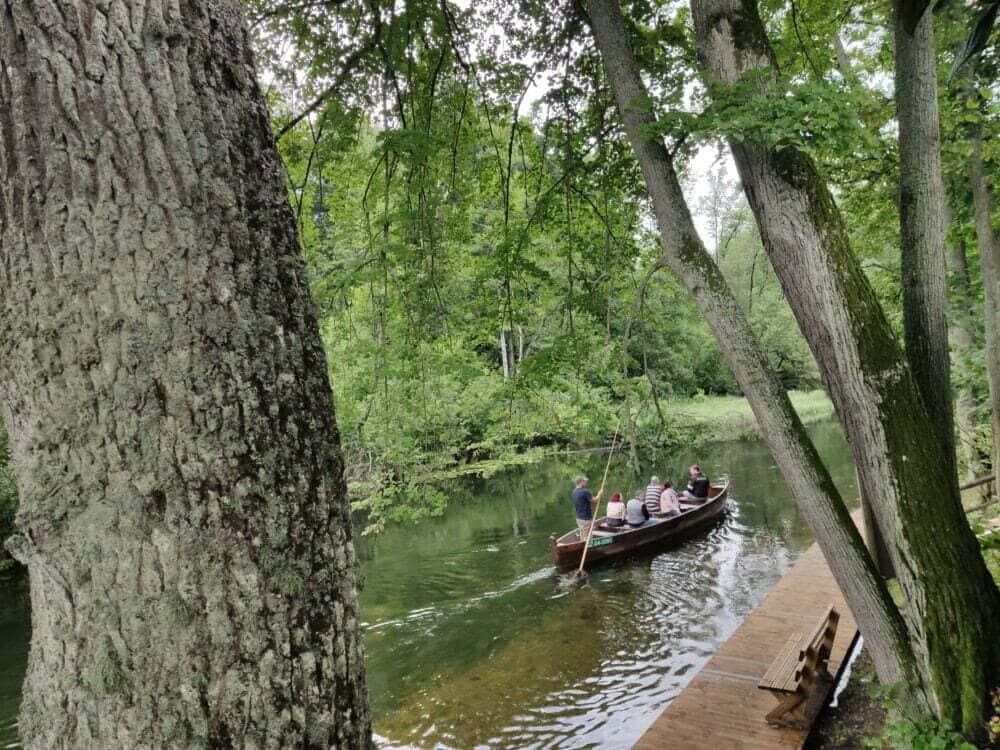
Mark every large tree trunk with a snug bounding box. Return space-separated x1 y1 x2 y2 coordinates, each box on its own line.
0 1 370 747
690 0 1000 733
584 0 927 712
894 1 955 474
969 124 1000 479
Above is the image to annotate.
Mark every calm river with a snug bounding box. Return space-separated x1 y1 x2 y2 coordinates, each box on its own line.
0 419 857 749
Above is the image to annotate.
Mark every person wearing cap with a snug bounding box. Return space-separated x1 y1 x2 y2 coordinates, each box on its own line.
572 476 604 541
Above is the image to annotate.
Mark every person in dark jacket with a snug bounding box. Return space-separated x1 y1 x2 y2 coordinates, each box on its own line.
682 465 710 501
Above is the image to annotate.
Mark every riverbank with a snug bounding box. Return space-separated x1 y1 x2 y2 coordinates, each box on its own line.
348 389 836 531
658 389 834 448
806 648 884 749
412 390 835 483
1 417 860 749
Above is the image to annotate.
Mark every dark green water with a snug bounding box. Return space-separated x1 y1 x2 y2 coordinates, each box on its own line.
0 419 857 749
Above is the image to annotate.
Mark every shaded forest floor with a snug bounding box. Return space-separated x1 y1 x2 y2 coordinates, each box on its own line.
806 648 885 750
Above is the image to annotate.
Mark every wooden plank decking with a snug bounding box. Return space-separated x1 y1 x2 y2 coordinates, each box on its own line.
633 534 860 749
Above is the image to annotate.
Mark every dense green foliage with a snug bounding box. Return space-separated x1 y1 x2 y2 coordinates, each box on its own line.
256 0 832 526
0 0 995 538
865 683 979 750
0 428 16 572
275 100 823 526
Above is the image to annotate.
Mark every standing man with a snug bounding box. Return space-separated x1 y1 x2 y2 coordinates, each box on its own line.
572 476 604 541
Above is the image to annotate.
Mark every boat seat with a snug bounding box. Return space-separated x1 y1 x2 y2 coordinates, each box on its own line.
589 529 617 538
596 523 627 533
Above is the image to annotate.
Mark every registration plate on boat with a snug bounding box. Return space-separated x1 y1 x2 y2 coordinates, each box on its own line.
589 536 613 548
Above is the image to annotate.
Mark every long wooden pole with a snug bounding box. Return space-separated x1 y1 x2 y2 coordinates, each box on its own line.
576 427 620 576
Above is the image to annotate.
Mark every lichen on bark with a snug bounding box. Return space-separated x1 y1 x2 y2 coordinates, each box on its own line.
0 0 371 747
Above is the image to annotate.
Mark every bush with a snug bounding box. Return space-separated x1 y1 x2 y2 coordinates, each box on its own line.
864 684 978 750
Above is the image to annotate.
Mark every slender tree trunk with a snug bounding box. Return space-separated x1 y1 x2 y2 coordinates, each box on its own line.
585 0 926 713
690 0 1000 732
969 125 1000 478
833 35 853 77
500 328 511 379
0 1 370 747
947 233 983 481
894 1 955 473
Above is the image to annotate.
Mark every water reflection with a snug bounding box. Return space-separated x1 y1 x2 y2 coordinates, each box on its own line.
0 420 856 749
363 419 856 748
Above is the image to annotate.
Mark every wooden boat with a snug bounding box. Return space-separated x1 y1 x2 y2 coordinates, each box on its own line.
549 481 730 570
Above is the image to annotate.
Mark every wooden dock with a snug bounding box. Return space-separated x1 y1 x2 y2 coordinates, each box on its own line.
633 537 860 749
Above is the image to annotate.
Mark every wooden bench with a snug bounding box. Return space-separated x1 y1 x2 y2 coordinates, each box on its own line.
757 605 839 729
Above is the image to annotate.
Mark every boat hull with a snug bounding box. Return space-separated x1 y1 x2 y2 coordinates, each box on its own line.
549 482 729 570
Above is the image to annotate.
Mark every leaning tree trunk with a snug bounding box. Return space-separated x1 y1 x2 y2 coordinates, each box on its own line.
584 0 927 713
894 0 955 475
968 124 1000 480
0 1 370 747
690 0 1000 733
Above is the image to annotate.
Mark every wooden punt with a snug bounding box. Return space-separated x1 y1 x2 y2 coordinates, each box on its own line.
548 481 730 570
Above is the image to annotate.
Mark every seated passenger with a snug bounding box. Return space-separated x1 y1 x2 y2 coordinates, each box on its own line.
605 492 626 528
660 481 681 517
626 490 651 528
682 465 710 501
644 475 663 516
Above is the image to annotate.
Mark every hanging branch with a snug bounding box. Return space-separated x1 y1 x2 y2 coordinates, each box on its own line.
790 0 825 81
293 113 329 228
276 41 373 139
248 0 351 29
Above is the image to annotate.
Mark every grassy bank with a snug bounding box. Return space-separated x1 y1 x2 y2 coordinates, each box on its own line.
349 389 836 532
659 389 835 447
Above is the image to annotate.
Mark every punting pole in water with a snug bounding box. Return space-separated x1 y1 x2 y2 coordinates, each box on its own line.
575 426 620 578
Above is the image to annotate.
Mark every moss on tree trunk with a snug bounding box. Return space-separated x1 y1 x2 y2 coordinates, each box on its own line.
690 0 1000 735
586 0 926 714
894 0 955 475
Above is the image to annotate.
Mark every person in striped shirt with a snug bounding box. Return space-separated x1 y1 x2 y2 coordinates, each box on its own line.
643 476 663 516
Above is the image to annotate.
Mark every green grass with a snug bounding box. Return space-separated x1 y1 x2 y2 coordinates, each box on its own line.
662 389 834 446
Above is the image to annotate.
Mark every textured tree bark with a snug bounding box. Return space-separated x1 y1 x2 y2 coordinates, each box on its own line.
0 1 370 747
968 125 1000 480
894 1 955 474
690 0 1000 733
857 467 895 578
585 0 926 712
